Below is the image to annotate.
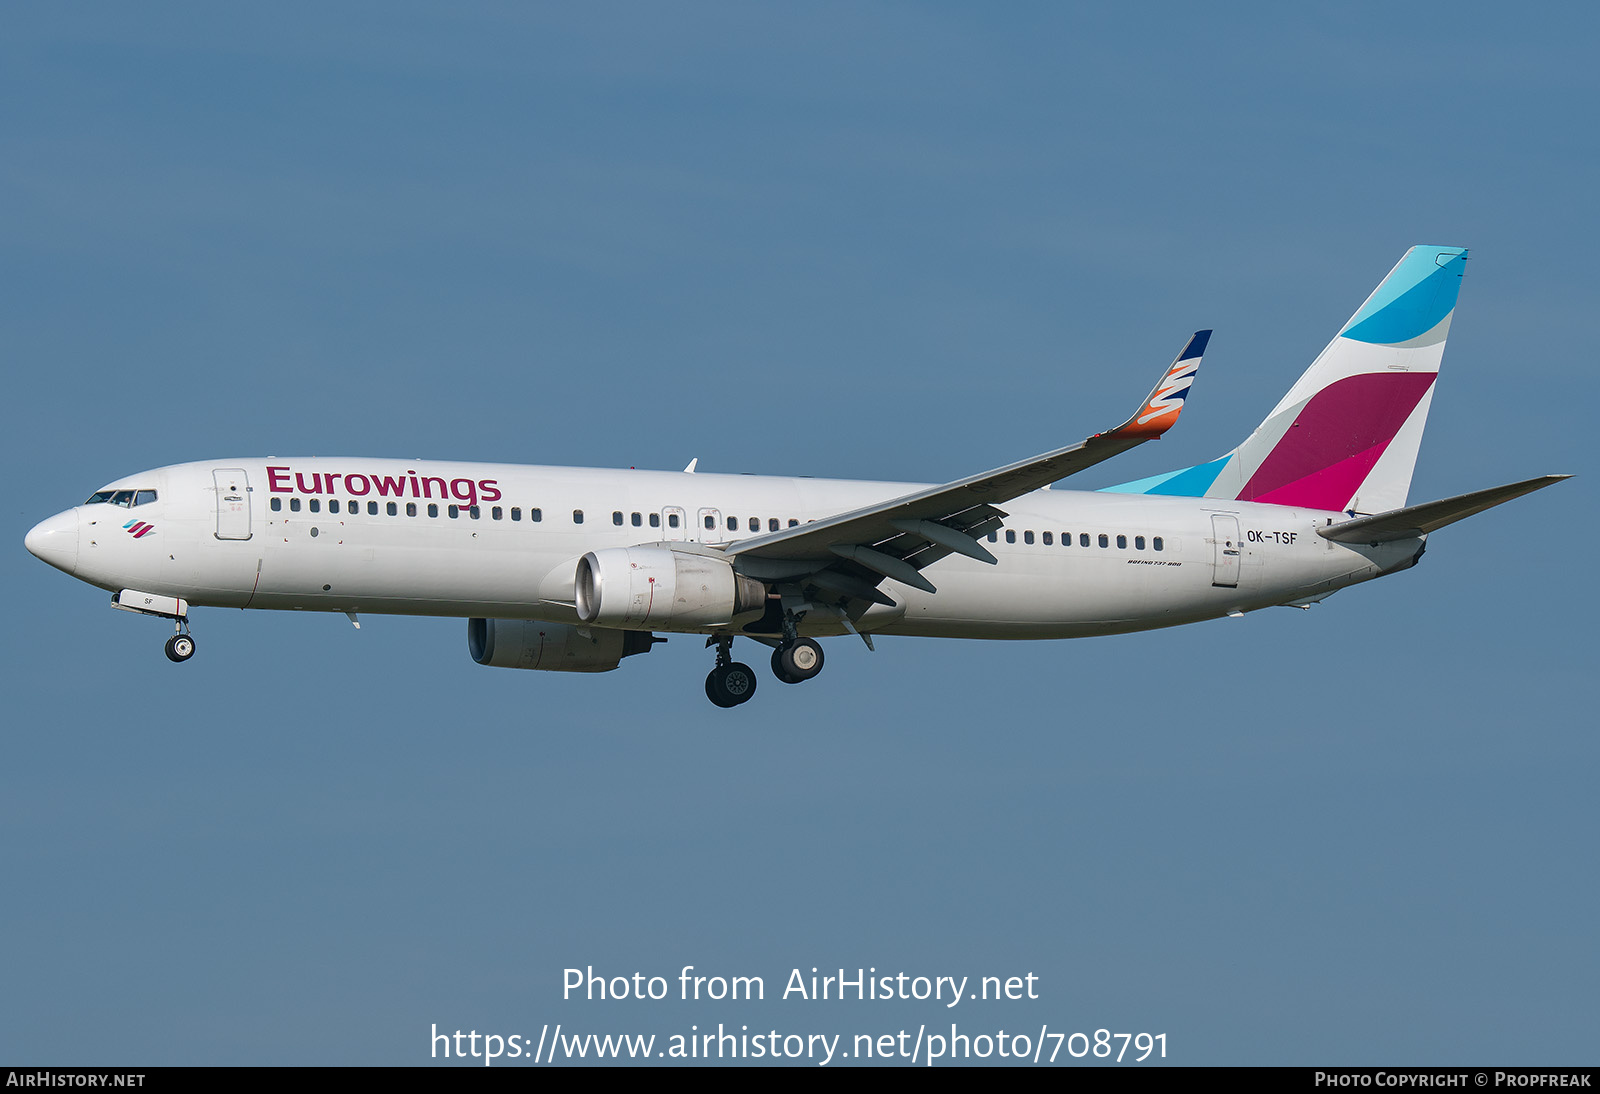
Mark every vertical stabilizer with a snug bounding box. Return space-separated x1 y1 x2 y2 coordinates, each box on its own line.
1104 246 1467 513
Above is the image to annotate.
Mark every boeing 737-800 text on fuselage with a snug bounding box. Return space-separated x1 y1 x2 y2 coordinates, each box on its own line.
24 247 1569 707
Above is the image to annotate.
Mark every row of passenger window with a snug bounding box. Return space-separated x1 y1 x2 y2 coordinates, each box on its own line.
266 496 1165 553
271 496 545 521
605 510 803 532
697 514 801 533
611 510 679 529
269 497 815 534
989 529 1165 551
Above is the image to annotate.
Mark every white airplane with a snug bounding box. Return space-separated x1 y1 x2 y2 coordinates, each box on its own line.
25 246 1568 707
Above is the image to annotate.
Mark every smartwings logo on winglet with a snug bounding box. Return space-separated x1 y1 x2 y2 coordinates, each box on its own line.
123 520 155 539
1136 361 1199 426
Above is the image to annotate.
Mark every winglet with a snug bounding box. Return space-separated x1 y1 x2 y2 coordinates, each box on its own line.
1105 330 1210 441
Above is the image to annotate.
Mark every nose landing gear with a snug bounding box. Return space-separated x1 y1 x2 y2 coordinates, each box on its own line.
164 619 196 663
164 633 196 662
110 590 197 664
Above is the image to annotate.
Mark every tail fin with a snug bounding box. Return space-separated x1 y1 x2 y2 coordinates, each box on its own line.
1104 245 1468 513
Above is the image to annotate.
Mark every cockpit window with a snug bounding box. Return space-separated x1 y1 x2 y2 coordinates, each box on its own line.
85 488 157 507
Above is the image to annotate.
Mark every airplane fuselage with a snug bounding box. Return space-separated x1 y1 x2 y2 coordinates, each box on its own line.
44 457 1419 641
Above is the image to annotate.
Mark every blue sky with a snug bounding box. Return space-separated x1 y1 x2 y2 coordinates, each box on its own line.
4 4 1593 1065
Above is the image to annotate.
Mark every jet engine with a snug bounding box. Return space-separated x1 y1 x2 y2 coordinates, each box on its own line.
468 618 658 673
575 546 767 630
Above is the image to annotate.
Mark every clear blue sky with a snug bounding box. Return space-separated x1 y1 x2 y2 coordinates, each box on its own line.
4 3 1593 1065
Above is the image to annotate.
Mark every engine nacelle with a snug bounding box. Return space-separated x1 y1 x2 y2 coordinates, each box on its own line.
574 546 767 630
467 618 657 673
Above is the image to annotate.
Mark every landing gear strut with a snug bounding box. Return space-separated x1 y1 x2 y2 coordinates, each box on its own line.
164 619 196 663
705 636 758 708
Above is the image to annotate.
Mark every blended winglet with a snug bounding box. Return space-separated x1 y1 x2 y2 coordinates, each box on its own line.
1105 330 1210 441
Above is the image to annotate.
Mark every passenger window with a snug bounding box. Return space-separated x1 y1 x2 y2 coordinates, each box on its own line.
667 513 678 528
388 502 399 516
469 506 480 519
134 490 157 506
1080 533 1090 547
1135 535 1145 550
631 512 642 527
768 518 779 532
492 506 503 520
612 511 623 526
1117 535 1127 549
649 513 660 528
988 531 998 542
511 507 521 521
1042 532 1053 545
330 500 341 514
309 499 321 513
573 510 584 524
407 503 418 517
1005 530 1016 544
428 504 439 517
290 498 302 512
789 519 799 527
1098 534 1109 548
749 517 760 532
448 505 459 518
727 516 737 531
270 497 282 511
531 508 542 522
1153 537 1164 551
705 515 716 530
368 501 379 516
1024 530 1034 544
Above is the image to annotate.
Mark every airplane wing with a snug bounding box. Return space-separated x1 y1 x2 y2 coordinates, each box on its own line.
724 331 1211 600
1317 474 1571 544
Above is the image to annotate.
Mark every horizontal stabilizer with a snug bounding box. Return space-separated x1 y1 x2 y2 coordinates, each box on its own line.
1317 474 1571 544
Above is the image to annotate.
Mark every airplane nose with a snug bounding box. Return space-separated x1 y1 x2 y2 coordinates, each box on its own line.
25 509 79 575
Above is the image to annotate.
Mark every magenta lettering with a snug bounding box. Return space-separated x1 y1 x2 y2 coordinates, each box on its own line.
265 465 505 503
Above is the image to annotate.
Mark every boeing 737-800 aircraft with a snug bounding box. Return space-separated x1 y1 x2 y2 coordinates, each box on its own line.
24 246 1568 707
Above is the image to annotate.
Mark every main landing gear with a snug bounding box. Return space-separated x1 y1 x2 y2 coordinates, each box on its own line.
704 610 831 707
164 619 196 663
771 637 824 684
705 636 758 709
771 608 824 685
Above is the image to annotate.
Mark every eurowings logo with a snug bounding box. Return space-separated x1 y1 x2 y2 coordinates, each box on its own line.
1136 361 1199 426
123 519 155 539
